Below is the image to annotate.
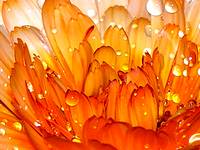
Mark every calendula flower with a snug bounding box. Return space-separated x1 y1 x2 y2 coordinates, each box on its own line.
0 0 199 149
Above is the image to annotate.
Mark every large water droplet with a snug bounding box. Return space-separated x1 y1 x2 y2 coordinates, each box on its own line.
146 0 163 16
165 0 178 13
189 133 200 144
65 91 80 107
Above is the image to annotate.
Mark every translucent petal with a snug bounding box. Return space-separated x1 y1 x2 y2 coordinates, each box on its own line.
101 6 132 34
2 0 43 31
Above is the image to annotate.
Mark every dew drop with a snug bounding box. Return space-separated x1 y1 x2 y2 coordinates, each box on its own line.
65 91 80 107
13 122 22 131
87 9 96 17
189 133 200 144
187 100 197 109
121 64 129 72
116 50 122 56
165 0 178 13
146 0 163 16
27 82 34 92
172 65 182 77
145 25 152 37
72 136 81 143
66 122 72 132
0 128 5 135
51 28 57 34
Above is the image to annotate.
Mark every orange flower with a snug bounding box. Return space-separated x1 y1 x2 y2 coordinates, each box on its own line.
0 0 199 149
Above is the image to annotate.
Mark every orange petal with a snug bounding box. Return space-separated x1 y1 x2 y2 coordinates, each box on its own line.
0 104 34 149
127 18 152 67
104 26 130 72
94 46 117 69
128 85 158 130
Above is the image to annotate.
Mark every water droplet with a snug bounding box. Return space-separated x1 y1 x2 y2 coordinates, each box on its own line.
144 144 150 149
183 70 188 77
87 9 96 17
177 104 184 110
121 64 129 72
116 50 122 56
165 0 178 13
189 133 200 144
51 28 57 34
178 30 184 38
13 146 19 150
27 82 34 92
65 91 80 107
123 36 127 41
72 136 81 143
34 121 41 127
187 100 197 109
132 23 138 29
37 93 44 99
66 122 72 132
146 0 163 16
145 25 152 37
169 53 175 59
172 65 182 77
183 58 189 65
0 128 5 135
13 122 22 131
172 94 181 103
198 68 200 76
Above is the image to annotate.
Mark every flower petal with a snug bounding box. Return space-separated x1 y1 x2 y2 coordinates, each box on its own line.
104 26 130 71
2 0 43 31
128 85 158 130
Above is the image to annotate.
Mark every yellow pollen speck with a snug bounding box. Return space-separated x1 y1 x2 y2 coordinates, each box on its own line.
13 122 22 131
144 112 148 116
